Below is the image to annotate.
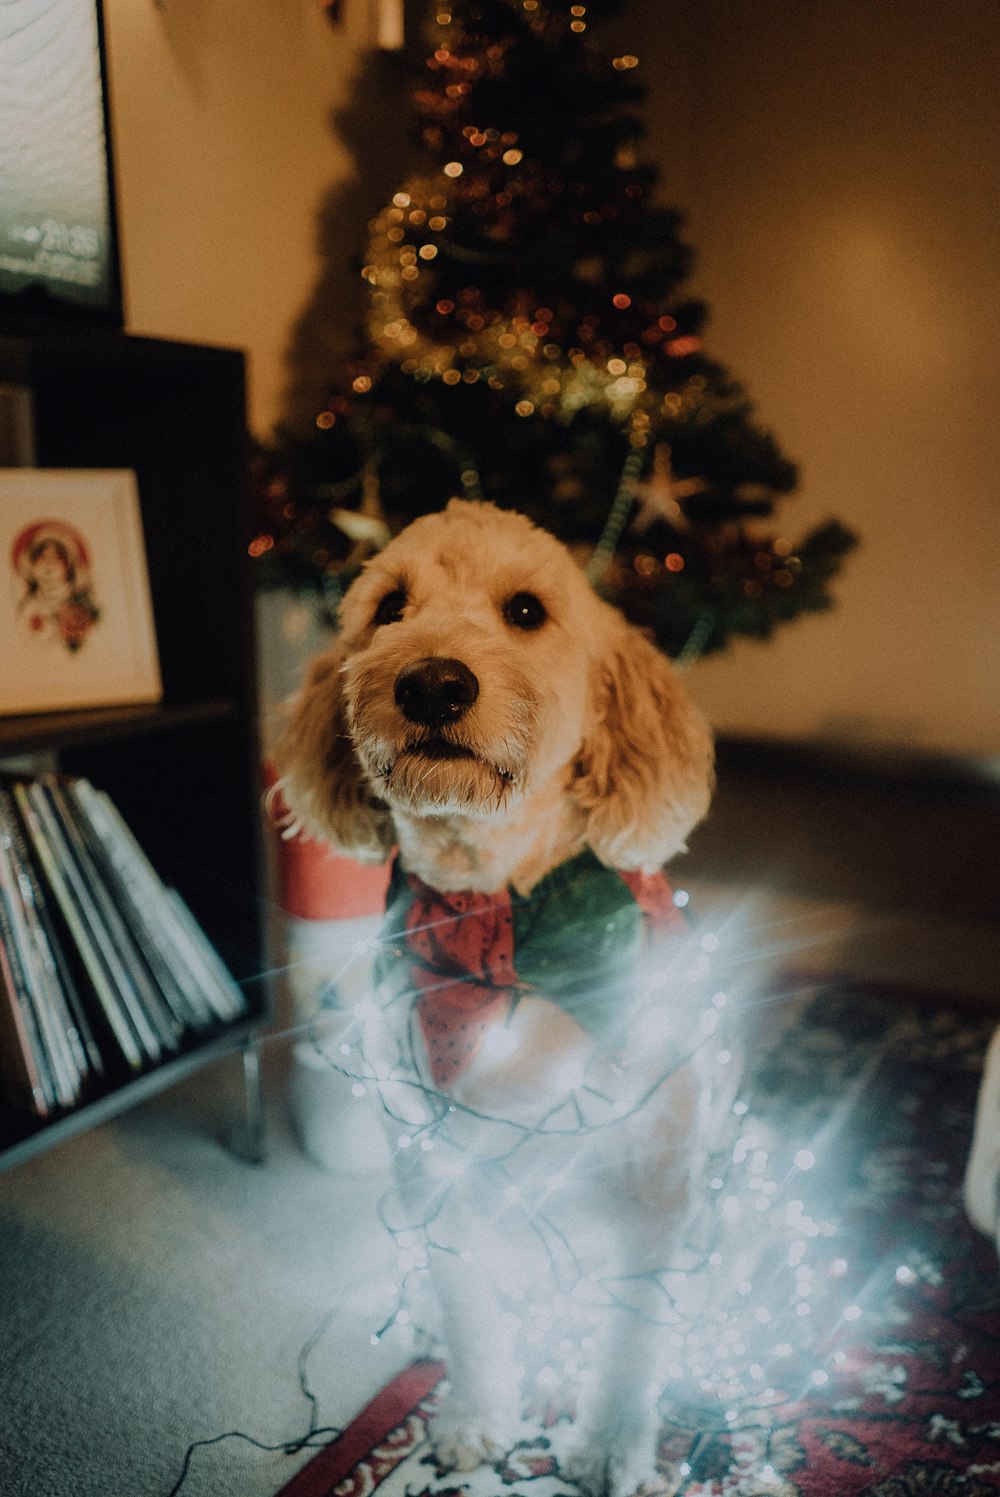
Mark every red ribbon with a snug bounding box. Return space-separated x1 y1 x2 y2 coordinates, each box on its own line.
405 878 518 1089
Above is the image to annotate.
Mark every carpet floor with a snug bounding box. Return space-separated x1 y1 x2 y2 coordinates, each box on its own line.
1 889 997 1497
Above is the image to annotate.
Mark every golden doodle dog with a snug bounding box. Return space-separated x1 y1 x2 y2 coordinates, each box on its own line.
273 498 717 1495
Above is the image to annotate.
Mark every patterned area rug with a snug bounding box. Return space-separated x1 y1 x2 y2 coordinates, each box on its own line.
276 982 1000 1497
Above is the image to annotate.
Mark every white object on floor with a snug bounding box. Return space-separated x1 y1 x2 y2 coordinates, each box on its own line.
965 1025 1000 1246
282 912 381 1016
281 913 391 1175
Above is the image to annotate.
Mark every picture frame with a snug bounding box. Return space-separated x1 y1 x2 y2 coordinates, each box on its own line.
0 469 162 715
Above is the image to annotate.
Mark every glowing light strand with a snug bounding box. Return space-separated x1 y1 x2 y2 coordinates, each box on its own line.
219 890 922 1490
277 908 866 1415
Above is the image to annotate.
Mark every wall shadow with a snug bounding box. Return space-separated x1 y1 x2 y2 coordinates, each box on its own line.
279 10 427 439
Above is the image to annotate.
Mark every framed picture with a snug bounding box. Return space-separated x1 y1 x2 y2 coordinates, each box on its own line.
1 469 162 715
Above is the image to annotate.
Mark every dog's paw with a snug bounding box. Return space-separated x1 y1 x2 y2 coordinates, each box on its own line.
426 1400 516 1472
562 1425 675 1497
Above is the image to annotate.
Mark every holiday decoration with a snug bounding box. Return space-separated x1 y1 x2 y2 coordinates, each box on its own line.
166 976 999 1496
254 0 855 658
264 984 999 1497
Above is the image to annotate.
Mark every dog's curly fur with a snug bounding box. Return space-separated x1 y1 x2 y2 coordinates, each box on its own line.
272 499 716 1494
274 499 712 886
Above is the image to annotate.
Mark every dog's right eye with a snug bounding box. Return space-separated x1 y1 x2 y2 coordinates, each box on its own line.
503 591 547 631
373 588 407 627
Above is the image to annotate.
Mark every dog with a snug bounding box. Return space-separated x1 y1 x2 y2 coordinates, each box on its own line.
272 498 718 1495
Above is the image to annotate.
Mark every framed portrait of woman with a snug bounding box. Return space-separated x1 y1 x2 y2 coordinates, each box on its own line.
0 469 162 715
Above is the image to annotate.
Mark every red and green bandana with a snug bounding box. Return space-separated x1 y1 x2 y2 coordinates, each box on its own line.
376 849 686 1089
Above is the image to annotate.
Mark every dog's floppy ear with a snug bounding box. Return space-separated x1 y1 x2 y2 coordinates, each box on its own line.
572 616 714 872
269 642 394 862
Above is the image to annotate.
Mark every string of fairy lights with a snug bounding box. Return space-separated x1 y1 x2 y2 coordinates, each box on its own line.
277 895 880 1429
351 4 719 464
352 5 708 471
358 188 704 431
164 885 940 1495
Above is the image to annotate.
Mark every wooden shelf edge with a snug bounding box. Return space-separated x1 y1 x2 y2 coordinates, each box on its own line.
0 1014 268 1174
0 699 238 756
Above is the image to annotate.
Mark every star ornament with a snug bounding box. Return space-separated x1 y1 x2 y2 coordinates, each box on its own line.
629 443 705 533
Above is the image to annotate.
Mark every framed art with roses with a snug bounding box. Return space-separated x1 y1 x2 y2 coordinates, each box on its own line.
1 469 161 715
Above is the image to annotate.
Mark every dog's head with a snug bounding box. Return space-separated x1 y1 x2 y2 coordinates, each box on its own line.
272 499 713 873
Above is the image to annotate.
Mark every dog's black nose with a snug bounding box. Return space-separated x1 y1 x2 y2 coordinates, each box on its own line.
394 657 479 727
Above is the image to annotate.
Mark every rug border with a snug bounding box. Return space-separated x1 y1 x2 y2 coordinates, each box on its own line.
276 1358 445 1497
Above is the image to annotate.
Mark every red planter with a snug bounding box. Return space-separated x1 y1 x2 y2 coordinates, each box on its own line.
264 762 391 920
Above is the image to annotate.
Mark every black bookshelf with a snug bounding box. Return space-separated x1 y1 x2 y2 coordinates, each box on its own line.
0 327 268 1170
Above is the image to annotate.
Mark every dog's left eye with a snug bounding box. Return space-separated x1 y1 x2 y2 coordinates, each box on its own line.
373 588 407 627
502 591 547 631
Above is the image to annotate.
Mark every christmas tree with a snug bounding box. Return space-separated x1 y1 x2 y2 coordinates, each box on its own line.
253 0 856 658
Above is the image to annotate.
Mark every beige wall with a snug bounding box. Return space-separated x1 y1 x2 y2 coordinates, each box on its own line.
102 0 367 436
636 0 1000 757
102 0 999 758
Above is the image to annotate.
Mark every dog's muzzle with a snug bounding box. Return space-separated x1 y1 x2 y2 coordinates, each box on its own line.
394 656 479 729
